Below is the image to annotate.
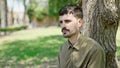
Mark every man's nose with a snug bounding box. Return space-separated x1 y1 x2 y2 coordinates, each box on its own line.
60 22 66 28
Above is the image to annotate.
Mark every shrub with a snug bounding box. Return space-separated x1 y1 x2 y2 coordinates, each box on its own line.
0 25 28 32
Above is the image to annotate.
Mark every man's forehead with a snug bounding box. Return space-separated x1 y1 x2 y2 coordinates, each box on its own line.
59 14 76 20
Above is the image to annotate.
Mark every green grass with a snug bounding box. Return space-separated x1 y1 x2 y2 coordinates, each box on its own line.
117 46 120 56
0 27 66 67
116 26 120 56
0 35 66 66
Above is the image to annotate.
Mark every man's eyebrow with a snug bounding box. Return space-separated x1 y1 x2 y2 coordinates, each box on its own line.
59 19 72 23
64 19 72 22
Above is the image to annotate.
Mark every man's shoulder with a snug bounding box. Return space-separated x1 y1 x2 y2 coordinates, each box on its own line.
78 36 104 51
61 41 68 46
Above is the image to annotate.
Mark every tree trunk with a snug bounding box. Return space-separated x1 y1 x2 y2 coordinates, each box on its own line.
28 0 33 23
9 0 14 25
78 0 120 68
9 7 14 26
23 0 27 24
0 0 8 35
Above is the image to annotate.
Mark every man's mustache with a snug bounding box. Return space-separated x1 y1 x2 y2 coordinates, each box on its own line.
62 27 69 32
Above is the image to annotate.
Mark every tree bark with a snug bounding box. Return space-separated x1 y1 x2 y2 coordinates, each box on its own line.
78 0 120 68
0 0 8 35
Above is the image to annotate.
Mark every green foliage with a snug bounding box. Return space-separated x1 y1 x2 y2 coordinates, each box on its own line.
26 8 34 21
0 25 27 31
34 7 48 20
26 0 37 21
48 0 77 17
26 0 48 20
26 0 77 20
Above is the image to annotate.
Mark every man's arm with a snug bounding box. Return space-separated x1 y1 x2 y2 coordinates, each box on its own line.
88 46 106 68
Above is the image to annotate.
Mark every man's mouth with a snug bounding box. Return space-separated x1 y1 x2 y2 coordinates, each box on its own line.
62 29 68 33
62 28 69 33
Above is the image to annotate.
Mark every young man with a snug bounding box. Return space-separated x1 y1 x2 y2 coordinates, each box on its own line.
58 4 105 68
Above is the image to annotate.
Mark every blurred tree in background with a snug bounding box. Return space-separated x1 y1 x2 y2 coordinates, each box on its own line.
26 0 77 21
26 0 38 23
48 0 77 17
0 0 8 35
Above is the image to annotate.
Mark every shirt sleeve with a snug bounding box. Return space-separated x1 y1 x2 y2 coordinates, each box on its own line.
57 44 63 68
88 46 106 68
58 54 60 68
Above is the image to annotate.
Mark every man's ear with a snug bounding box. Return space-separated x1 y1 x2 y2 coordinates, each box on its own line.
78 18 83 27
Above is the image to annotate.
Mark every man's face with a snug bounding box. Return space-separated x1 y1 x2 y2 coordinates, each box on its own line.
59 14 82 38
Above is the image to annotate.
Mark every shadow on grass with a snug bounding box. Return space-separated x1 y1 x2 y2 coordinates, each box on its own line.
0 35 66 67
117 46 120 57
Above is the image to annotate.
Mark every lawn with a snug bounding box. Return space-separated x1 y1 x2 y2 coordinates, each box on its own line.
116 26 120 56
0 26 119 67
0 27 66 67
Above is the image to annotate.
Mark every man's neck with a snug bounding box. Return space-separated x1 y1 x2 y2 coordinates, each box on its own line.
68 33 80 45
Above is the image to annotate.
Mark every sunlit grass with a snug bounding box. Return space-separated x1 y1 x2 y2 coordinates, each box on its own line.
0 26 65 67
0 27 62 44
116 27 120 56
117 46 120 56
0 35 66 67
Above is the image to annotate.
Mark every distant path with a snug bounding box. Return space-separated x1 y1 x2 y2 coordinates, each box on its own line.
0 27 61 44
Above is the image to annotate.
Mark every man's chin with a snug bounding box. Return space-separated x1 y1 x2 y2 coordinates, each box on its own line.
63 35 70 38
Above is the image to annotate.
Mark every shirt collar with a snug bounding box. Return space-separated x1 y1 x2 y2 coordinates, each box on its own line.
67 35 83 50
67 40 73 49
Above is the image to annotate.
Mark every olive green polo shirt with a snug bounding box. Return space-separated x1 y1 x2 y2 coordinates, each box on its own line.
58 35 105 68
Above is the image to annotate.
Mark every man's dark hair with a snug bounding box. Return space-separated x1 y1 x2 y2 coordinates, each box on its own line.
59 4 83 19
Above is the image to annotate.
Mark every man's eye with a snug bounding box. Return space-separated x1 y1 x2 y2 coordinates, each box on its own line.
59 21 62 24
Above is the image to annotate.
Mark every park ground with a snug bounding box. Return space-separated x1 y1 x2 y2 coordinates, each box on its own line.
0 26 120 68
